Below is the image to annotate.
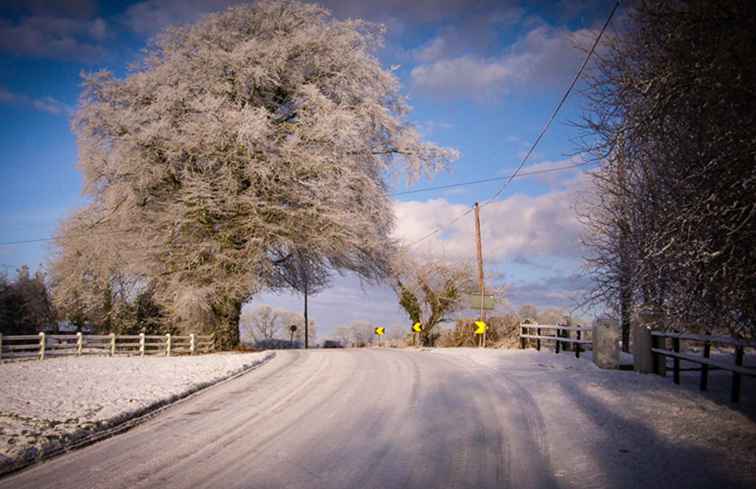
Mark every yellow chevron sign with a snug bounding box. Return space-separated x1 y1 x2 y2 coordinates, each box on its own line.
374 327 385 336
474 321 487 335
412 322 423 333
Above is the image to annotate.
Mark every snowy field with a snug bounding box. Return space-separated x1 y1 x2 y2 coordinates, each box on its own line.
0 352 272 474
431 348 756 485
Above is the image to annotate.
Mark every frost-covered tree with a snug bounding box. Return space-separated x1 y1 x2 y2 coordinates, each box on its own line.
54 1 458 348
580 0 756 337
392 253 476 346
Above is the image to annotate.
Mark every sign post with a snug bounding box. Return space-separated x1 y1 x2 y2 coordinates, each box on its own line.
374 326 385 347
289 325 297 348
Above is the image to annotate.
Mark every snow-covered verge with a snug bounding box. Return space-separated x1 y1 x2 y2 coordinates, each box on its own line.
430 348 756 486
0 352 273 475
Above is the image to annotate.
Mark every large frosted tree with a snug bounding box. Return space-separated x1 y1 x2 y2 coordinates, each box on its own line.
54 0 458 347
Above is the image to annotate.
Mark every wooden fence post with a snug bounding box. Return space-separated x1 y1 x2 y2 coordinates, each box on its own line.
110 333 116 356
76 332 83 356
651 334 666 376
519 325 525 349
39 332 46 360
210 334 216 352
555 329 561 354
190 334 196 355
536 327 541 351
139 333 145 357
700 333 711 391
672 336 681 384
576 329 582 358
166 334 172 357
732 345 744 403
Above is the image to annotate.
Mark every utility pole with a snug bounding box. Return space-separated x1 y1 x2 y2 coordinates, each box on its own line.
473 202 486 347
303 279 309 349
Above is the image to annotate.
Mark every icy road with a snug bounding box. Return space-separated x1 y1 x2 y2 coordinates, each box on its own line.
2 349 754 489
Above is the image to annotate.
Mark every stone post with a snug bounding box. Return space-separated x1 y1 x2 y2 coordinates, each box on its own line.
592 318 620 369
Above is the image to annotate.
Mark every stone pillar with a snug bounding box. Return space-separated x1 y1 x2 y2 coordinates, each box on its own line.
592 318 620 369
632 325 654 373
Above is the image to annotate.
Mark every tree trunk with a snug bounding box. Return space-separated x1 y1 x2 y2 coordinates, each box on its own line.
212 297 242 349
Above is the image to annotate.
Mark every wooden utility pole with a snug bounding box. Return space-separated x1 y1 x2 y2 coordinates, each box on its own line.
473 202 486 347
303 280 309 349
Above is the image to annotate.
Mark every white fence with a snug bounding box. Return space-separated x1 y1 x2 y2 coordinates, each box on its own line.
0 332 215 362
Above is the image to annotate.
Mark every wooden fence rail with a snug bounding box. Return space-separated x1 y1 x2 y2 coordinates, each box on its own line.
648 331 756 403
519 323 593 358
0 332 215 362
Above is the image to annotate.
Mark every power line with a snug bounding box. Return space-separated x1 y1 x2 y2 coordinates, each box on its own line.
391 160 592 197
0 161 594 248
0 229 133 247
407 0 620 248
1 1 619 252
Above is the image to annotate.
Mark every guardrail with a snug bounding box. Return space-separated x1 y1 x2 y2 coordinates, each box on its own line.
649 331 756 402
0 332 215 362
519 323 592 358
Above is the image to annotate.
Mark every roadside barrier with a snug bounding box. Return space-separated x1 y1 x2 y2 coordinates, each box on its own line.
0 332 215 362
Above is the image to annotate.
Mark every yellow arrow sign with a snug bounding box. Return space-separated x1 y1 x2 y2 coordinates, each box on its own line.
412 322 423 333
474 320 487 335
374 327 385 336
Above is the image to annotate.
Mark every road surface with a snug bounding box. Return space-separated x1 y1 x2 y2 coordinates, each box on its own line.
1 349 752 488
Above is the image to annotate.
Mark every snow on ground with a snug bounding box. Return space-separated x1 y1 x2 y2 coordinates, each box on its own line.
430 348 756 486
0 352 272 474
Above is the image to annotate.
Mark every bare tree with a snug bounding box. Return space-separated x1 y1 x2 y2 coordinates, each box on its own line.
240 305 284 343
391 252 476 346
579 0 756 337
54 1 458 348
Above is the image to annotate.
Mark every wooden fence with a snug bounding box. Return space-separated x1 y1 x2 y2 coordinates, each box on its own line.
648 331 756 403
519 322 593 358
0 332 215 362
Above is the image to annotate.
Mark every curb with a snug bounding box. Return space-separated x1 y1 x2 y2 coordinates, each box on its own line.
0 351 276 479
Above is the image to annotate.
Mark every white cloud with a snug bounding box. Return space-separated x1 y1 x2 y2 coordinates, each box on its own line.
393 181 586 262
0 16 108 61
411 56 511 99
0 86 72 116
411 25 597 100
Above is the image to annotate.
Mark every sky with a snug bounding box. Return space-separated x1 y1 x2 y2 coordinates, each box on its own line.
0 0 621 338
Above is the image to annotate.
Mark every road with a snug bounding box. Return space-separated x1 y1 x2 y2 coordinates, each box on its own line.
1 349 752 489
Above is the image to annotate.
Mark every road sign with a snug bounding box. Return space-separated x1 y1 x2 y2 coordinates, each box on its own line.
289 325 298 332
474 320 487 335
374 327 385 336
412 322 423 333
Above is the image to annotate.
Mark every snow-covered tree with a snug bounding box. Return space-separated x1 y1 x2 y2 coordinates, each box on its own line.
392 253 476 346
53 0 458 347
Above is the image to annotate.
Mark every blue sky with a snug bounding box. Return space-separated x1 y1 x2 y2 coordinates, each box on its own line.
0 0 618 336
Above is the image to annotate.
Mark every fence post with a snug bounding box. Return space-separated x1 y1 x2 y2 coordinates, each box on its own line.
210 334 216 352
555 328 560 354
0 333 3 362
651 334 666 376
39 332 46 360
672 336 681 385
732 345 744 403
700 333 711 391
536 327 541 351
139 333 145 357
576 329 582 358
110 333 116 356
190 334 196 355
519 325 525 349
166 334 172 357
76 332 83 356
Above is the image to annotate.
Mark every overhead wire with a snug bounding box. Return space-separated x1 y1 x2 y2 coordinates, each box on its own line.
406 0 621 248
